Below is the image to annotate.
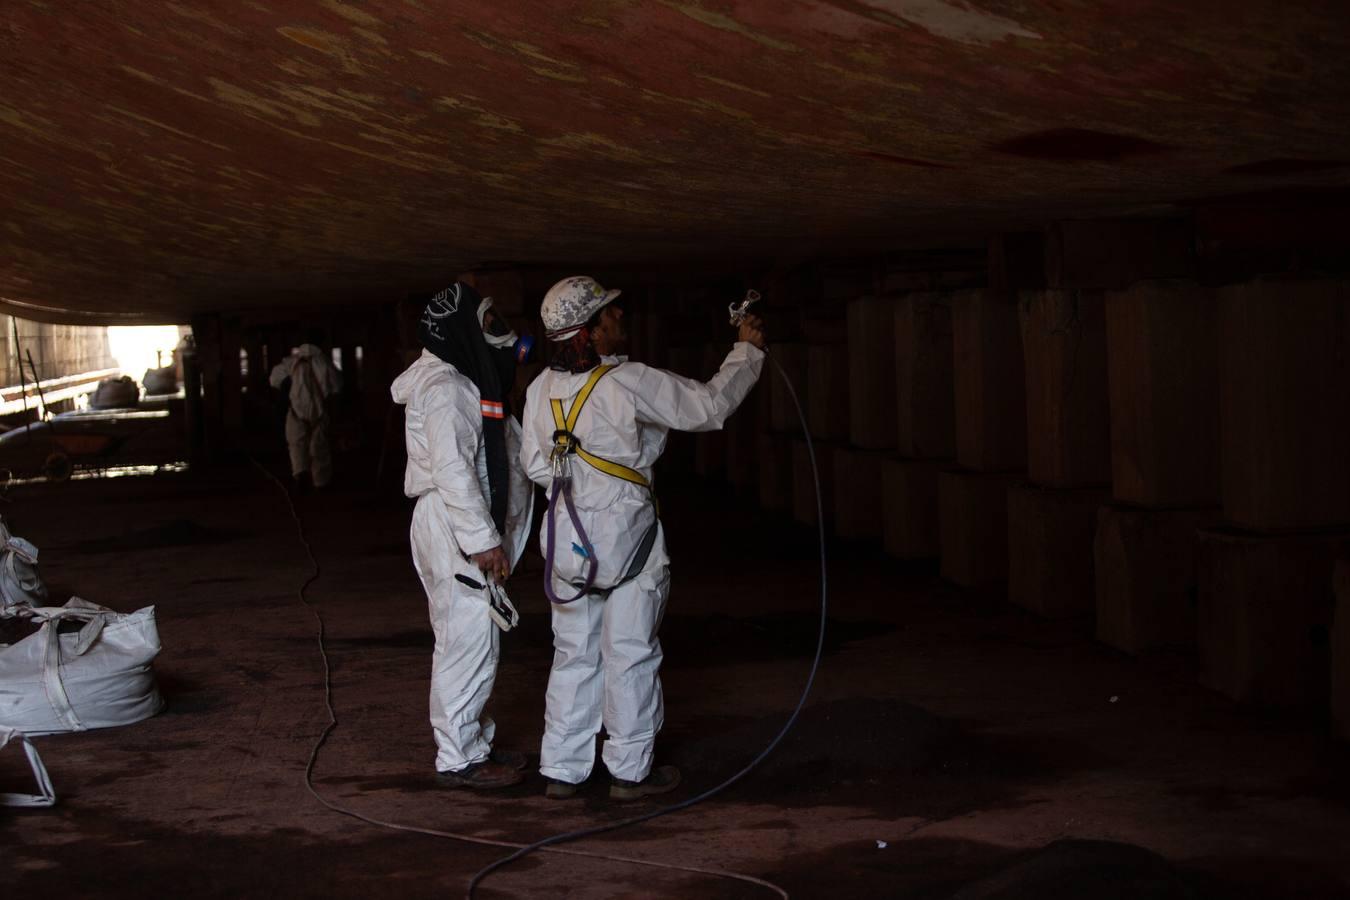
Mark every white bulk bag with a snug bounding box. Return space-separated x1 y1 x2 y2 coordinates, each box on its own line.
0 725 56 808
0 518 47 619
0 598 164 735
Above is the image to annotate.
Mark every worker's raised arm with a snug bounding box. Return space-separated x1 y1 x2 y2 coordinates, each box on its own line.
267 358 291 389
629 340 765 433
424 390 500 557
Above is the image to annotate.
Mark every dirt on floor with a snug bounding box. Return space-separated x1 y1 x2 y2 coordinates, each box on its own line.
1 461 1349 899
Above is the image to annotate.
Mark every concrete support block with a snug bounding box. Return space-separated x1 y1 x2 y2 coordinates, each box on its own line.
1197 528 1350 708
724 398 759 491
951 290 1027 471
1007 484 1110 618
807 343 850 441
694 431 726 480
847 296 899 450
894 293 956 459
757 431 794 513
882 457 945 559
1095 505 1220 653
833 447 886 540
664 346 704 379
1219 279 1350 530
939 468 1021 586
988 232 1047 294
1104 281 1220 507
1019 290 1111 488
769 343 809 432
1332 560 1349 741
1045 218 1194 290
792 438 836 528
693 344 730 479
458 269 525 316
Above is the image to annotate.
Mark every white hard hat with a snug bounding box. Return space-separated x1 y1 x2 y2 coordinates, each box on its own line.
541 276 621 341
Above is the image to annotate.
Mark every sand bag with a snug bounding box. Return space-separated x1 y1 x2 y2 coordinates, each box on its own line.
0 518 47 619
0 598 163 735
142 365 178 396
0 725 56 808
90 376 140 410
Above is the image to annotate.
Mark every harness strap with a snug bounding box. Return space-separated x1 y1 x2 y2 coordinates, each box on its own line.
542 476 598 605
543 364 657 604
549 365 649 489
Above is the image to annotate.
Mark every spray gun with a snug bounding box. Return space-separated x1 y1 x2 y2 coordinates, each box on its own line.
728 289 761 327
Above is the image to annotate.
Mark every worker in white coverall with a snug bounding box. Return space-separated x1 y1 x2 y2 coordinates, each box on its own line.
268 343 341 489
391 282 534 789
521 276 766 800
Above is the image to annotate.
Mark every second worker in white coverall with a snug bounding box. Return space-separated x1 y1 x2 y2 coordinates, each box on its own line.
391 282 534 789
521 276 766 800
268 342 342 489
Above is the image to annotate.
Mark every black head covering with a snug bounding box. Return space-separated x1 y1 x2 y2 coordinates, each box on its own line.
418 282 514 536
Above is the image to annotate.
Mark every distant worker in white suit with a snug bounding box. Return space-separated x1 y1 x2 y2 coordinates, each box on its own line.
520 276 766 800
269 341 341 490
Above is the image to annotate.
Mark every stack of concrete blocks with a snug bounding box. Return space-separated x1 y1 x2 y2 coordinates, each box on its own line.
881 293 956 559
1198 279 1350 709
1096 281 1221 653
826 297 898 537
760 342 807 514
1335 560 1350 741
793 320 848 528
693 341 732 480
724 353 765 497
1007 290 1113 617
940 290 1027 586
662 344 704 476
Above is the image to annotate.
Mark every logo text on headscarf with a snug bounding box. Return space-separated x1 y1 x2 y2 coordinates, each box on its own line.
420 284 462 341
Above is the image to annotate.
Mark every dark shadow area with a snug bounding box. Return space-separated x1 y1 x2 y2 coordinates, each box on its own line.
56 519 242 555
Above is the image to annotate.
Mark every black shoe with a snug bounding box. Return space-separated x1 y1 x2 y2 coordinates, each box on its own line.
545 778 580 800
491 748 528 772
435 759 524 790
610 765 681 800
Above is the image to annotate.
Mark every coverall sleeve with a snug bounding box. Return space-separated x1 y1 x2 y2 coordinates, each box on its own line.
631 342 765 433
519 382 553 489
268 359 292 389
425 390 501 557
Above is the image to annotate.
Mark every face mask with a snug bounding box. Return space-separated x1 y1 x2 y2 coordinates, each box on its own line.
479 297 535 363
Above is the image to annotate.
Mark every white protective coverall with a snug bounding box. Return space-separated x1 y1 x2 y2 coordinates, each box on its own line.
521 343 764 784
268 344 342 486
391 349 532 773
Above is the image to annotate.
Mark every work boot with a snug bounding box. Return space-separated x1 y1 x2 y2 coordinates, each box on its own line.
435 759 524 790
290 472 311 496
544 778 580 800
491 748 528 772
610 765 681 801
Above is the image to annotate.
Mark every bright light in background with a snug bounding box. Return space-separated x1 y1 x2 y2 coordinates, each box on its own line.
108 326 182 381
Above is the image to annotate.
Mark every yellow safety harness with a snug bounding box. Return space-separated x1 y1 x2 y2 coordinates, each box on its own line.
549 365 650 489
544 364 658 605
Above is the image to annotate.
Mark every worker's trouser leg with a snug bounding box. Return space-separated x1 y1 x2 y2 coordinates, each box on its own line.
284 412 310 480
308 420 333 487
285 412 331 487
540 533 670 784
410 494 499 773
